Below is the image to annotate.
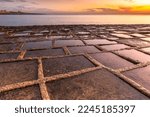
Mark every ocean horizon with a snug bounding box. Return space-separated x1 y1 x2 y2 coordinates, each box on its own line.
0 15 150 26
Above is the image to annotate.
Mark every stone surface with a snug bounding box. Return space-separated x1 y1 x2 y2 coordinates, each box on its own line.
0 43 16 51
68 46 100 54
107 37 119 40
51 36 72 39
117 39 150 47
100 44 130 51
25 48 65 58
131 33 145 37
113 31 128 34
141 37 150 42
84 39 117 45
90 52 134 69
123 65 150 90
54 40 84 47
0 52 19 60
46 69 149 100
76 31 90 35
79 35 96 40
0 60 38 86
141 47 150 53
0 85 42 100
42 55 95 77
111 33 133 38
22 41 52 50
117 49 150 63
13 33 29 37
0 25 150 100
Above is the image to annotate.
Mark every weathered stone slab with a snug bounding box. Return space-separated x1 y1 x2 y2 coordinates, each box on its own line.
0 52 19 60
117 49 150 63
42 55 95 77
22 41 52 50
25 48 65 58
84 39 117 45
68 46 100 54
131 33 145 37
0 85 41 100
111 33 133 38
123 65 150 91
0 43 16 51
141 37 150 42
141 47 150 53
0 60 38 86
90 52 134 69
117 39 150 47
46 69 149 100
54 40 84 47
100 44 130 51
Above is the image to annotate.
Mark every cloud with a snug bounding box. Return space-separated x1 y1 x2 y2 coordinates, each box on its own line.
0 0 150 14
84 8 120 14
83 6 150 15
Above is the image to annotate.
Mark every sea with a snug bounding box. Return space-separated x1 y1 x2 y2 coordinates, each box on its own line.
0 15 150 26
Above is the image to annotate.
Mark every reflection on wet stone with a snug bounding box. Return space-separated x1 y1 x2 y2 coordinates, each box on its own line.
141 37 150 42
100 44 130 51
68 46 100 54
46 69 148 100
84 39 117 45
111 33 133 38
141 47 150 53
54 40 84 47
90 52 134 69
117 39 150 47
117 49 150 63
123 65 150 90
131 33 145 37
22 41 52 50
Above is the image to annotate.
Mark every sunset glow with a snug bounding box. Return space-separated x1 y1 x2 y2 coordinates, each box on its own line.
135 0 150 5
0 0 150 14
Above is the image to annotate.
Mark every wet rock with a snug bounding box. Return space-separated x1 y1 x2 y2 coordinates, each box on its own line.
90 52 134 69
25 48 65 58
84 39 117 45
68 46 100 54
42 55 95 77
46 69 149 100
117 49 150 63
123 65 150 90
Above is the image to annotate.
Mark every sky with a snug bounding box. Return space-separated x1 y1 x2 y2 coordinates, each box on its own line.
0 0 150 14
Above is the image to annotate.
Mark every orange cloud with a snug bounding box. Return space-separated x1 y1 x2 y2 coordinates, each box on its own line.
0 0 150 14
82 5 150 15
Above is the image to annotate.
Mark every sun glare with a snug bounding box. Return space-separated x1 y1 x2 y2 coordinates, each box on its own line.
135 0 150 5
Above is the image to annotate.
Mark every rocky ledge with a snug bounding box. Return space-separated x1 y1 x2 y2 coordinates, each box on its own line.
0 25 150 100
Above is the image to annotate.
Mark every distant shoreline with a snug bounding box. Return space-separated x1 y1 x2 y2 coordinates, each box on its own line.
1 10 150 15
0 14 150 15
0 13 44 15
